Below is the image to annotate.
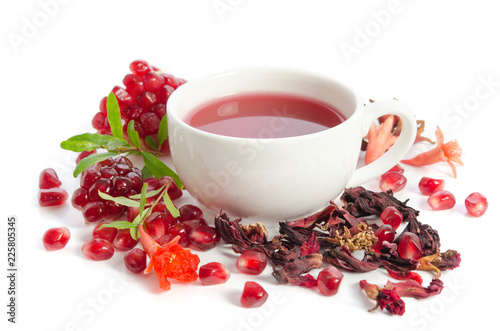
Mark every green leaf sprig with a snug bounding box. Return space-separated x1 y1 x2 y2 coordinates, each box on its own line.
98 182 180 240
60 92 182 189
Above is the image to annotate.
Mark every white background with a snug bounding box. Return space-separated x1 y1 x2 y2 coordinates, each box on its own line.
1 0 498 330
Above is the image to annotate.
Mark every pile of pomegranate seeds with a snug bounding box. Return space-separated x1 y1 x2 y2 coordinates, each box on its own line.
38 168 68 207
91 60 186 153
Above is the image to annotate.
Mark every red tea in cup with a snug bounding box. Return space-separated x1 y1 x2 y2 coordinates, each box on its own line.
184 93 345 138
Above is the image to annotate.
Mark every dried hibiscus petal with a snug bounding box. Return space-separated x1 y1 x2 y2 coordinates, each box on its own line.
300 233 320 256
323 246 380 272
385 266 423 285
385 278 444 299
272 253 323 287
417 249 461 277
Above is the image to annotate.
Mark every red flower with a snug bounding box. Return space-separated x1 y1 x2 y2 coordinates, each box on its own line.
359 280 405 316
402 126 463 178
139 224 200 290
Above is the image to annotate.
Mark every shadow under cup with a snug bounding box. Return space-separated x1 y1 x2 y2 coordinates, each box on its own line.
166 68 368 221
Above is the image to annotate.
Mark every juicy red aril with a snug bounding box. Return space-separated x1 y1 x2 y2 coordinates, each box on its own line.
113 229 138 251
418 177 445 195
144 212 175 241
124 248 147 273
81 238 114 261
371 224 396 253
111 176 133 196
82 201 106 223
92 221 118 242
43 227 70 251
317 266 343 296
88 178 111 201
143 71 165 92
159 223 191 247
188 225 221 251
123 73 144 96
143 177 159 191
179 204 203 221
71 188 88 210
183 218 208 231
39 168 61 189
398 232 423 260
199 262 230 285
140 112 160 135
465 192 488 217
380 206 403 231
76 150 97 164
428 190 456 210
384 164 405 175
129 60 152 76
241 281 268 308
80 168 101 189
159 176 183 200
38 188 68 207
380 172 407 193
236 250 267 275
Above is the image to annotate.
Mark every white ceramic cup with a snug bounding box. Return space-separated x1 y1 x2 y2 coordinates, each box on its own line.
167 67 417 220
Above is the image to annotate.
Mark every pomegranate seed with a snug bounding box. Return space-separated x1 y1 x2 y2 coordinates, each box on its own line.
76 150 97 164
398 232 423 260
100 166 119 179
143 71 165 92
236 250 267 275
71 188 88 211
81 238 114 261
371 224 396 253
113 229 138 251
240 281 268 308
80 168 101 190
111 176 133 196
465 192 488 217
317 267 343 296
39 168 62 189
127 206 140 223
380 206 403 230
140 112 161 135
159 223 191 247
199 262 230 285
183 218 208 231
179 204 203 221
159 176 183 200
129 60 152 76
38 188 68 207
384 164 405 175
380 172 407 193
123 73 144 96
144 212 175 241
188 225 221 251
418 177 445 195
92 221 119 242
143 177 159 191
42 227 70 251
124 248 147 273
428 190 456 210
88 178 111 201
82 201 106 223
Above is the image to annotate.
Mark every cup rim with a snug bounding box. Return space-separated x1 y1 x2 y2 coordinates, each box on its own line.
167 66 364 142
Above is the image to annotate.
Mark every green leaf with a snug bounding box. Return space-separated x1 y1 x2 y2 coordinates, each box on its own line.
60 140 100 152
127 120 141 149
128 185 165 200
98 191 140 207
139 183 148 219
132 206 151 226
62 133 129 152
106 92 123 139
163 186 180 218
145 135 158 150
100 221 137 231
142 152 184 189
157 115 168 148
141 164 154 179
73 152 119 177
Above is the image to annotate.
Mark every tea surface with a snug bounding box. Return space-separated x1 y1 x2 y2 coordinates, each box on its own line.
185 93 345 138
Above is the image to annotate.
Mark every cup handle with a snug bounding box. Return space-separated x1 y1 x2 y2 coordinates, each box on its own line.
346 99 417 187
